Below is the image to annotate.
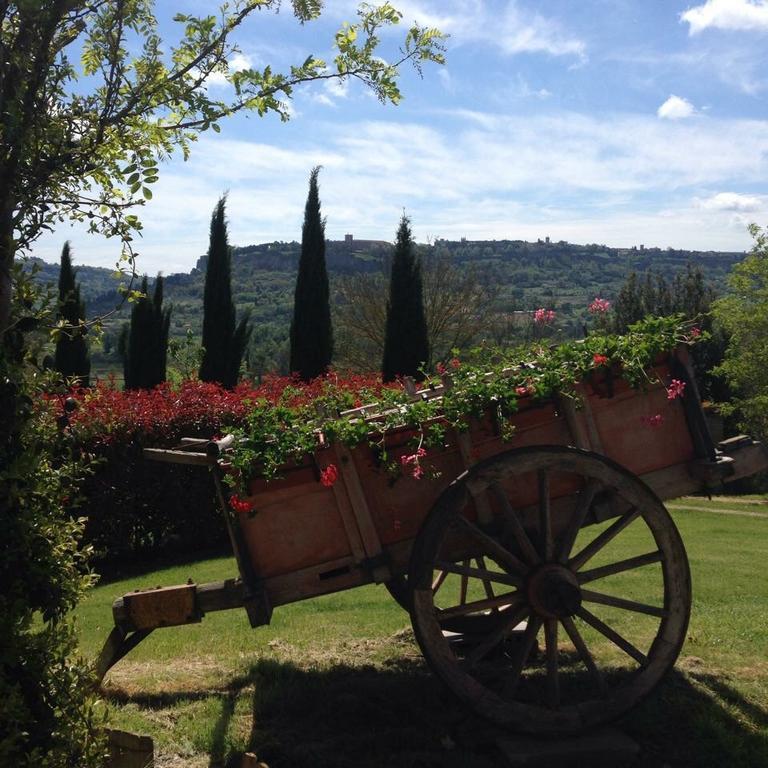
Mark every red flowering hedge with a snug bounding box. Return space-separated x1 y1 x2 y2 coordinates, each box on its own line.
52 373 394 569
57 372 392 448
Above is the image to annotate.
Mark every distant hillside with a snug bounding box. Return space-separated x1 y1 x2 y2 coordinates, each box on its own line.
26 235 745 377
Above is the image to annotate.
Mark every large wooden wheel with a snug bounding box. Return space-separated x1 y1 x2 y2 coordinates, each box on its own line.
409 445 691 735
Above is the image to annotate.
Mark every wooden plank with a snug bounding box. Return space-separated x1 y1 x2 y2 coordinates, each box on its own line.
212 471 272 627
122 584 199 631
266 555 369 606
558 392 591 450
333 443 391 582
455 430 494 524
142 448 214 466
579 391 605 454
327 463 368 565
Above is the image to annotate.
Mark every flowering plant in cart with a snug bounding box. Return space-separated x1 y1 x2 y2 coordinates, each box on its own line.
222 315 701 503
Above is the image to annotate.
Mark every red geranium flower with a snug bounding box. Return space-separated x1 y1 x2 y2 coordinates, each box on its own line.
320 464 339 487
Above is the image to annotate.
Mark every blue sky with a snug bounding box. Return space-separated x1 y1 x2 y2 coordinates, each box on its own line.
34 0 768 272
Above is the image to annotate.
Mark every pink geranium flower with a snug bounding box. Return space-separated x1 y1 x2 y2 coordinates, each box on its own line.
589 297 611 314
666 379 686 400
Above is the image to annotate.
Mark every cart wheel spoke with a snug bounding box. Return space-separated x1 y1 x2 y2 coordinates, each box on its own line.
544 618 560 708
581 589 666 618
490 483 540 566
434 559 521 589
577 607 647 665
452 514 528 575
465 601 529 669
502 615 542 700
568 506 642 571
539 470 553 561
561 616 606 697
556 480 599 564
578 550 663 584
437 591 521 622
459 560 469 605
432 569 448 595
476 557 496 599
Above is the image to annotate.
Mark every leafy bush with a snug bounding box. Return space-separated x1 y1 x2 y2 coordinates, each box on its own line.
1 305 106 767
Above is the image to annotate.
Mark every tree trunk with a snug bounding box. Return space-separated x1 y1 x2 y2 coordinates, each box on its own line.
0 203 15 336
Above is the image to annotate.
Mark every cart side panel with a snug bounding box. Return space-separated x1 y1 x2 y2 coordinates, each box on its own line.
469 400 572 460
587 369 697 476
349 400 573 550
348 441 465 548
240 473 354 578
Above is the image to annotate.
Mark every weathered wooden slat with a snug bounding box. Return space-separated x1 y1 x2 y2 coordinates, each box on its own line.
465 601 529 668
579 391 605 454
265 555 368 607
143 448 215 466
333 443 390 582
558 392 591 451
436 590 520 621
456 430 493 524
326 462 368 565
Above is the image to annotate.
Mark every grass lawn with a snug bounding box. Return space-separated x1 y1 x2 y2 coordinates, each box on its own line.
77 496 768 767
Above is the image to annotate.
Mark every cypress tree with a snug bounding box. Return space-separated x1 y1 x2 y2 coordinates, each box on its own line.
123 275 172 390
289 166 333 380
148 276 172 386
382 215 429 382
199 197 251 388
54 242 90 385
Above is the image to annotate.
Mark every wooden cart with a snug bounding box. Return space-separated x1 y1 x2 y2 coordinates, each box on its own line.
97 348 768 735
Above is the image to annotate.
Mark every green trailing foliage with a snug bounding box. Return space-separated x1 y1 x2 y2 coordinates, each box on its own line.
0 266 105 767
123 275 172 390
54 242 90 386
200 198 251 388
289 167 333 380
228 315 697 489
382 215 429 382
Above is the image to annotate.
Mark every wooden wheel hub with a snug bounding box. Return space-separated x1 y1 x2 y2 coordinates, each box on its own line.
526 564 581 619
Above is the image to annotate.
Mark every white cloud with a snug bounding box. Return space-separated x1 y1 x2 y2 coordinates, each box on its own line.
32 110 768 268
682 0 768 35
309 73 350 107
657 95 696 120
509 74 552 100
395 0 586 61
696 191 764 211
203 52 254 88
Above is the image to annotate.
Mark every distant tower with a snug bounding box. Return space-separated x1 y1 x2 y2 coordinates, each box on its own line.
344 233 354 244
545 236 550 244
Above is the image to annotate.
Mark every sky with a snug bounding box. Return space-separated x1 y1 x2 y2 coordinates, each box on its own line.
33 0 768 273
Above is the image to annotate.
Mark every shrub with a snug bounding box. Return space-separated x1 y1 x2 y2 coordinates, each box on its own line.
55 373 392 568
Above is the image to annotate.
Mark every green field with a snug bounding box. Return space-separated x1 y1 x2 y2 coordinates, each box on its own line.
77 497 768 767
